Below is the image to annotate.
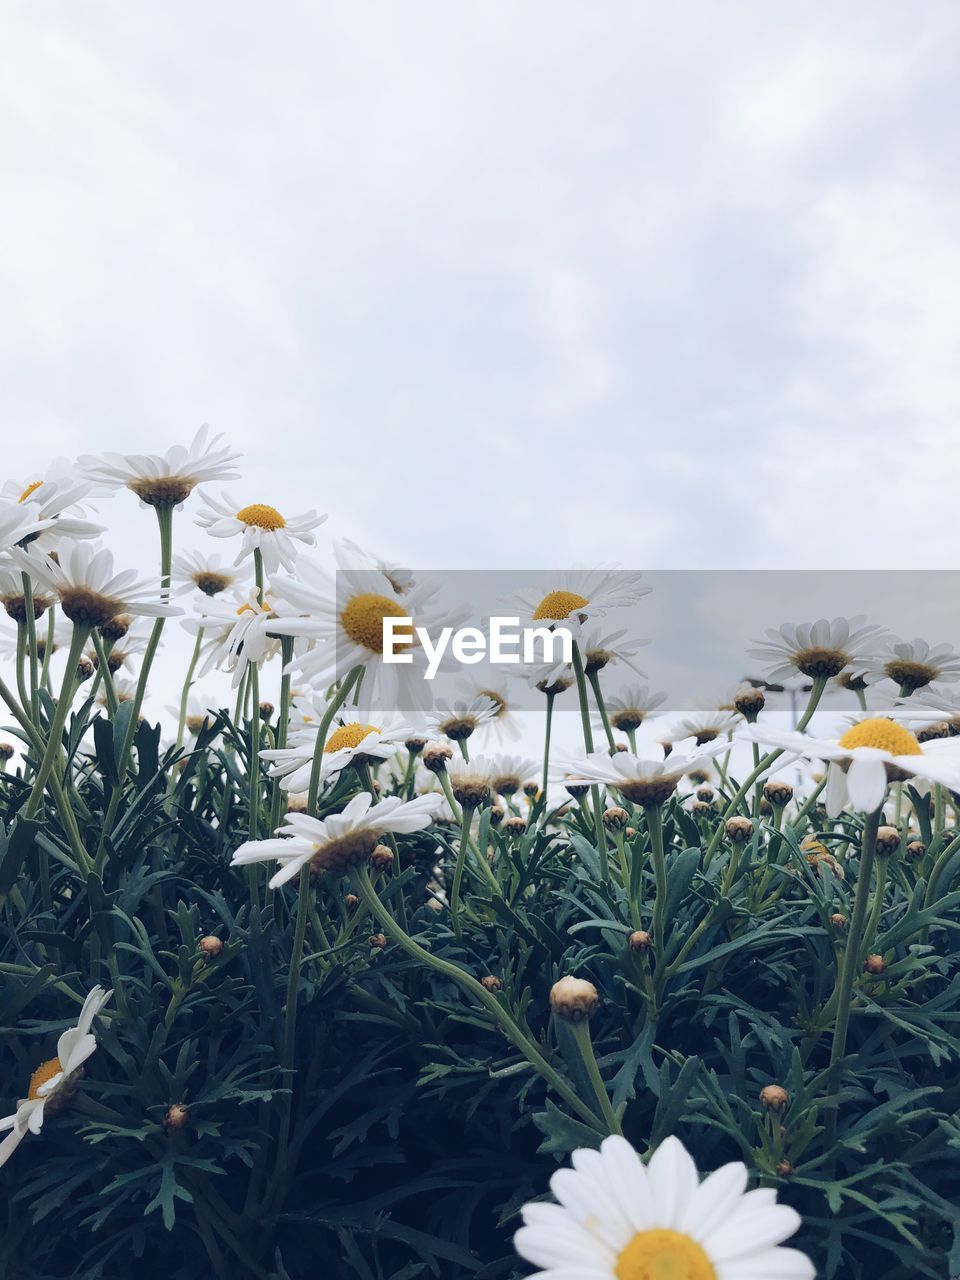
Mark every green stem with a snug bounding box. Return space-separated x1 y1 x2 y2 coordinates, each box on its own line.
569 1018 621 1133
588 669 617 754
23 625 88 820
450 802 474 937
175 627 205 750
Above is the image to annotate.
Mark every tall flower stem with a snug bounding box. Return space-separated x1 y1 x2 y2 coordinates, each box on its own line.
89 630 119 718
567 1018 622 1134
21 572 39 717
571 642 609 880
351 868 601 1127
541 689 556 802
23 624 88 820
646 803 669 962
267 637 294 838
175 627 205 750
824 807 881 1150
588 669 617 754
450 802 475 938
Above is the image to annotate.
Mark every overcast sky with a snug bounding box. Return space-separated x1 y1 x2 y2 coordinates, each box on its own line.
2 3 959 730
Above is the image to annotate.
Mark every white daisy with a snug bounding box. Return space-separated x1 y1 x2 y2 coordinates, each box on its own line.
1 461 103 550
749 616 885 684
514 1133 813 1280
0 504 55 555
672 710 740 746
537 625 650 686
230 791 442 887
195 490 326 575
87 625 148 675
560 739 729 805
268 562 468 716
486 753 539 797
170 549 246 597
0 986 113 1169
892 685 960 733
459 676 524 744
333 537 415 596
603 685 668 733
744 717 960 817
262 712 421 789
9 540 182 627
0 562 56 622
866 635 960 692
425 695 500 742
79 425 241 507
193 588 288 687
509 570 651 634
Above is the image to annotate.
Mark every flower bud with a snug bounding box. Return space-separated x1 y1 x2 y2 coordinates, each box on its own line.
725 816 754 844
760 1084 789 1113
733 687 765 721
370 843 393 872
480 975 502 992
690 800 713 817
0 742 14 760
695 786 715 803
76 655 94 682
99 614 132 642
198 935 223 960
763 781 794 808
523 780 539 799
422 742 452 774
628 930 652 954
164 1104 190 1130
549 976 599 1023
286 793 308 813
865 953 885 975
776 1159 794 1179
258 701 274 720
489 805 504 827
565 782 589 799
906 839 925 859
369 933 388 950
875 826 900 857
505 817 527 837
344 893 359 910
602 806 629 832
404 735 427 755
830 912 848 928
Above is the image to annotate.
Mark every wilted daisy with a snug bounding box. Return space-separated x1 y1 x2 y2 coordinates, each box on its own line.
426 695 499 742
80 425 241 508
171 549 245 597
230 792 442 887
867 636 960 693
562 739 729 805
263 712 421 789
510 570 650 633
749 616 885 683
195 491 326 575
0 986 113 1168
10 540 181 627
514 1133 813 1280
270 563 468 716
744 717 960 817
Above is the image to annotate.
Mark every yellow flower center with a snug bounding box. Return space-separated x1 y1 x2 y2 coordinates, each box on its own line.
18 480 44 503
341 592 413 654
235 503 286 531
325 723 381 752
615 1229 716 1280
532 590 589 621
838 717 922 756
28 1056 63 1100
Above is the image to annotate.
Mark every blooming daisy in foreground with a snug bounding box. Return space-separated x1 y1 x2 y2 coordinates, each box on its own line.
744 717 960 817
230 792 442 887
0 986 113 1168
561 739 729 805
10 540 181 627
171 549 246 597
262 712 422 789
1 461 103 550
269 563 468 716
749 616 885 684
195 491 326 575
80 425 241 508
866 635 960 693
510 570 651 634
514 1133 813 1280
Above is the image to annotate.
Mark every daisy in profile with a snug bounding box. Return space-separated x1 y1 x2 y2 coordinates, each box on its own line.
269 562 468 716
514 1132 813 1280
195 491 326 575
0 562 55 622
10 540 181 627
333 537 414 596
86 624 148 675
192 588 288 687
673 709 740 746
510 570 650 633
536 625 650 687
231 791 442 887
603 685 668 735
487 753 539 798
866 635 960 694
561 739 729 805
0 986 113 1168
749 615 885 684
425 695 500 742
262 712 422 789
744 716 960 817
80 425 241 508
459 677 523 744
893 685 960 734
171 549 246 597
1 460 103 549
0 503 55 555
